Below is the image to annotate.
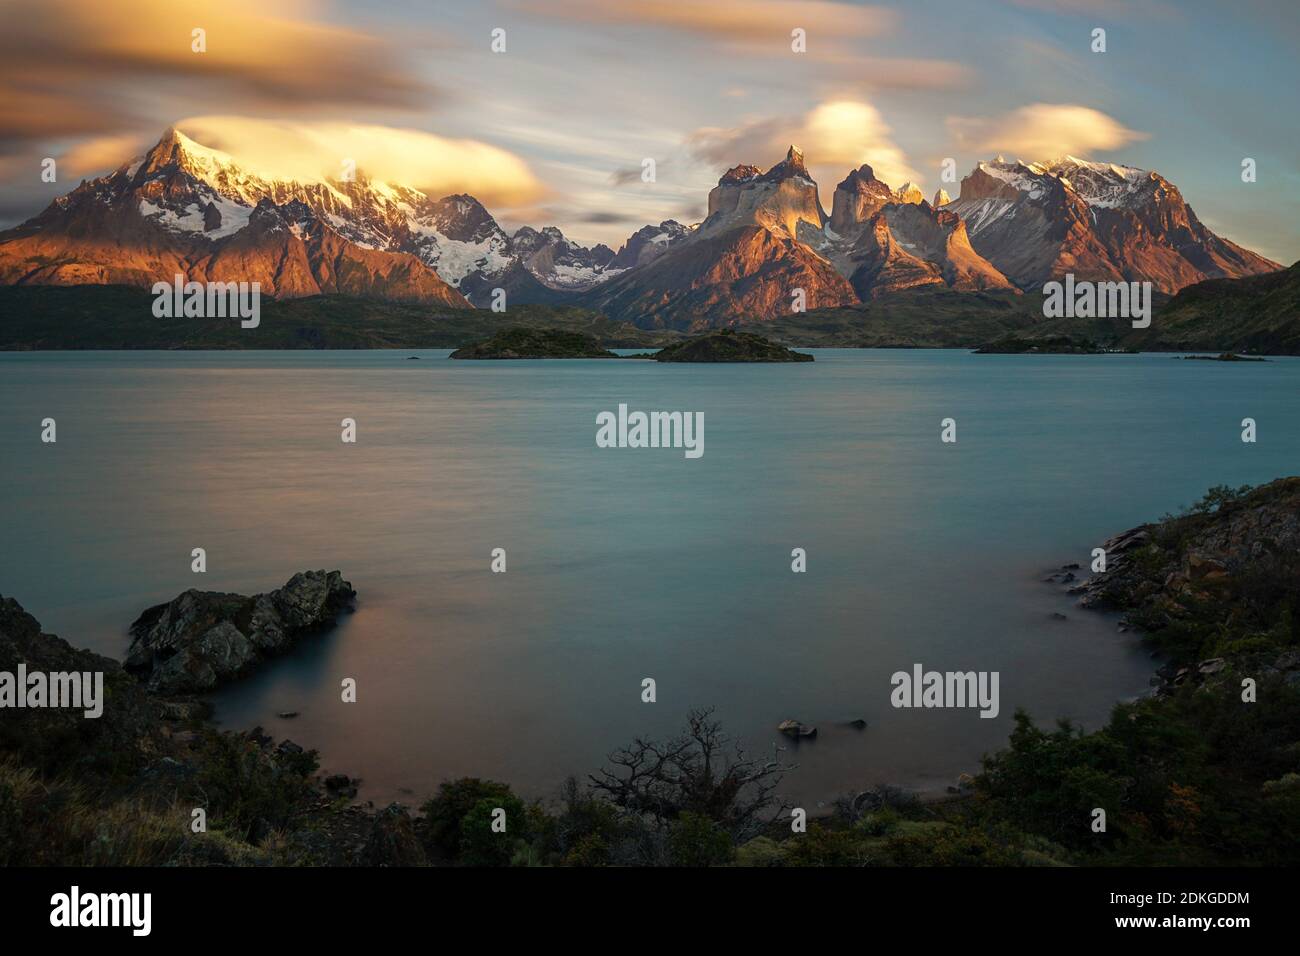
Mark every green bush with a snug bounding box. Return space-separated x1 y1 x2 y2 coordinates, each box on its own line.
418 778 522 862
189 732 319 843
457 794 527 866
668 812 733 867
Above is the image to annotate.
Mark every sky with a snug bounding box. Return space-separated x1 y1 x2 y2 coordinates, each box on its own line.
1 0 1296 263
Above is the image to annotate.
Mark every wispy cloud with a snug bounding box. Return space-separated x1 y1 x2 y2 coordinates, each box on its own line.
0 0 433 149
945 103 1148 160
510 0 897 45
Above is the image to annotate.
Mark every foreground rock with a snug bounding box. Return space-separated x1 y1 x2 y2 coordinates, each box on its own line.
125 570 356 695
0 592 421 867
449 327 619 359
1071 478 1300 691
653 329 813 362
1075 480 1300 615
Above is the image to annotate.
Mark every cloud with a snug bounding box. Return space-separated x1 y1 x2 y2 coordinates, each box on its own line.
946 103 1148 160
174 117 546 207
609 162 675 186
688 100 920 191
0 0 431 148
511 0 897 45
59 135 152 178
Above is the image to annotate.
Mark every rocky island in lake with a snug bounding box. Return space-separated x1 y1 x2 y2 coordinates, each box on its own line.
651 329 813 362
449 327 621 359
974 335 1110 354
126 570 356 694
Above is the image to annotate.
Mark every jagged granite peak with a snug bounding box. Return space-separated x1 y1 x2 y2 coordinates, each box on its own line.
828 164 896 236
578 224 856 329
758 145 811 183
718 164 763 186
844 201 1016 299
704 146 826 240
893 182 925 204
933 188 952 207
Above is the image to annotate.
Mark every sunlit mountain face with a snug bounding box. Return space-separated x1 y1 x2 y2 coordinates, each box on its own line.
1 128 1280 328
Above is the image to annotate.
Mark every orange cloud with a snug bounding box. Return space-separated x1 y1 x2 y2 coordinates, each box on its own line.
512 0 897 43
946 103 1148 160
0 0 431 146
59 135 151 178
175 117 546 207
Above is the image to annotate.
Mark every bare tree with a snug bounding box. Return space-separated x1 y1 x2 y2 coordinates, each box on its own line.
588 708 795 841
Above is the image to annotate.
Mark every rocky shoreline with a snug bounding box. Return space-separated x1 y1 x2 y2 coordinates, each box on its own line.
1062 478 1300 694
0 574 435 866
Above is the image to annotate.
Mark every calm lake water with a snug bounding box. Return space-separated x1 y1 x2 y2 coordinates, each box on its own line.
3 349 1297 809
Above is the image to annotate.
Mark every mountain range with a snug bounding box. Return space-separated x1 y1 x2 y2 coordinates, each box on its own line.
0 128 1283 330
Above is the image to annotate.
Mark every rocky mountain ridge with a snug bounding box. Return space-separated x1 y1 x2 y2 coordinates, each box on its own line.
0 129 1283 329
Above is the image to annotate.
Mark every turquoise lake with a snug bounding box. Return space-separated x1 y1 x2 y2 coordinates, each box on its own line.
3 349 1297 808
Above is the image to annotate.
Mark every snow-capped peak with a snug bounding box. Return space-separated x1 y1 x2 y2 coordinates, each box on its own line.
1041 156 1155 208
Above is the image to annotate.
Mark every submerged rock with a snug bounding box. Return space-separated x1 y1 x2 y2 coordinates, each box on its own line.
125 570 355 695
777 719 817 737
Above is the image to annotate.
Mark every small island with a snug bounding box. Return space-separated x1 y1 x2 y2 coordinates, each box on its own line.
973 335 1111 354
1179 352 1268 362
652 329 813 363
449 327 620 359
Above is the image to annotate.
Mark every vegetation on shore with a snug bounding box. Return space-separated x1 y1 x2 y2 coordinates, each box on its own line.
9 279 1299 353
0 286 676 350
1133 261 1300 354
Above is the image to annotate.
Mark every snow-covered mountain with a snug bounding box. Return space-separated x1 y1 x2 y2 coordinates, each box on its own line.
0 129 1282 326
0 129 471 305
0 128 648 307
945 156 1280 292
